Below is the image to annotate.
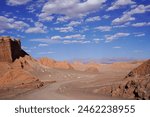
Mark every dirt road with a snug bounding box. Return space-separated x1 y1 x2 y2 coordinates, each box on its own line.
14 70 125 100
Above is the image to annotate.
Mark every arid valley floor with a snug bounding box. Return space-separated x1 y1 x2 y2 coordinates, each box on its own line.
0 37 150 100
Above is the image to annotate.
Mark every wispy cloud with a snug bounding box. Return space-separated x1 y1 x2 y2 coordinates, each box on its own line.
112 5 150 25
38 44 49 47
38 51 55 55
134 32 145 37
113 46 122 49
105 32 130 42
54 26 73 33
7 0 31 6
95 26 112 32
107 0 135 11
39 0 106 20
0 16 29 32
132 22 150 27
25 22 47 33
85 16 101 22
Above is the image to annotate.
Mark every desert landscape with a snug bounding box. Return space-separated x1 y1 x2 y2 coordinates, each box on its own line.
0 36 149 100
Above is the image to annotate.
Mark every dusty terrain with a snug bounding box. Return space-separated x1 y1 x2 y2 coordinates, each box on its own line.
112 60 150 99
12 61 141 100
0 57 144 100
0 36 148 100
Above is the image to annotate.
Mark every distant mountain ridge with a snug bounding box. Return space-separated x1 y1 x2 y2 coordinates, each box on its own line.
68 58 143 64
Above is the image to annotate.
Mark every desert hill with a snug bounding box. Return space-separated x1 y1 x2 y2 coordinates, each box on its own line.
71 61 101 72
0 36 52 98
112 59 150 99
0 36 148 100
39 57 142 74
39 57 73 70
84 67 99 73
125 59 150 78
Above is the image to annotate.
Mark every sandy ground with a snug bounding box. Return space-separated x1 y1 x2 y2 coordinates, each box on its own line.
0 60 141 100
13 67 134 100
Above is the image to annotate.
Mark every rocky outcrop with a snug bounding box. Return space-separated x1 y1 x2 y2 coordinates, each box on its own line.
111 60 150 99
112 78 150 99
0 36 44 90
125 59 150 78
0 36 28 62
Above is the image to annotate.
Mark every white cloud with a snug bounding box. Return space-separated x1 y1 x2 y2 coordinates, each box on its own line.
38 44 48 47
25 27 46 33
132 22 150 27
51 36 62 40
67 21 81 27
113 22 130 28
112 14 135 25
40 0 106 20
54 26 73 32
112 5 150 25
105 32 130 42
95 26 112 31
107 0 135 11
30 38 54 43
30 34 87 44
85 16 101 22
56 16 71 23
63 40 90 44
113 46 122 49
51 34 85 40
7 0 31 6
63 34 85 40
93 38 101 44
38 13 54 22
25 22 47 33
102 15 110 19
38 51 55 55
134 33 145 37
26 0 46 13
0 16 29 32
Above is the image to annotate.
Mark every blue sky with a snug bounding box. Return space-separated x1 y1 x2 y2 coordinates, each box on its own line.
0 0 150 61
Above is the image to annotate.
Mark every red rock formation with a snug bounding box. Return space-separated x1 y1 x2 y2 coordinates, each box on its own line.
112 59 150 99
0 36 28 62
39 58 73 70
125 59 150 78
0 36 43 90
39 57 56 67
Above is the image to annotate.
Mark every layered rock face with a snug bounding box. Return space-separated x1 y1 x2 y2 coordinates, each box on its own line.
0 36 28 62
112 60 150 99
